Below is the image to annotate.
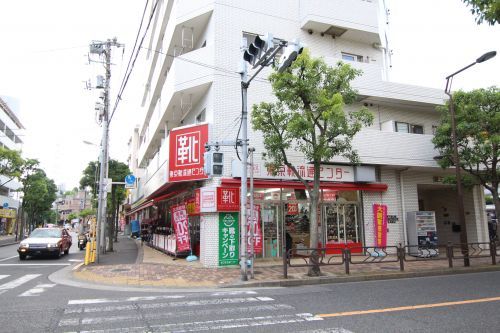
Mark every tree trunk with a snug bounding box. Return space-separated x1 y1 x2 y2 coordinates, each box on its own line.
307 162 322 277
492 186 500 225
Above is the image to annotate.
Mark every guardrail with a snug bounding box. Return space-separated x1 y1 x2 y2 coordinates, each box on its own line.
283 241 499 278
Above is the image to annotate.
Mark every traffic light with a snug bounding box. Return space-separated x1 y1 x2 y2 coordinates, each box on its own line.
277 39 304 73
243 33 274 67
204 151 224 176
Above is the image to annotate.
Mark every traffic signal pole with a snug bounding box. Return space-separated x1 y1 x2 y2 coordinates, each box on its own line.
238 41 286 281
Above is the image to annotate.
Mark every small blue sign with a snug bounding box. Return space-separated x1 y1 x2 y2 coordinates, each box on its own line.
2 202 8 208
125 174 136 185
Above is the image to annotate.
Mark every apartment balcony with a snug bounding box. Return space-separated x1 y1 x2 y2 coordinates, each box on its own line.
137 46 213 167
350 129 440 168
300 0 381 44
143 8 213 112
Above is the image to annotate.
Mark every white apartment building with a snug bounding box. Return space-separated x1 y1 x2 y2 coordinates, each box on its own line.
0 97 24 235
125 0 489 268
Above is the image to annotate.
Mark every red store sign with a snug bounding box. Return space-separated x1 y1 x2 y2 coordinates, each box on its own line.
199 187 240 212
168 123 208 182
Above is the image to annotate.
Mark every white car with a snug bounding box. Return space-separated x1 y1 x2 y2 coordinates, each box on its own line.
17 227 72 260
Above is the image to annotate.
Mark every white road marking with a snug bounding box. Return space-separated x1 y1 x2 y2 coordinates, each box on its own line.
72 313 322 333
65 297 275 314
139 296 275 310
68 295 185 305
211 290 257 296
19 283 56 297
68 259 83 262
297 329 355 333
59 304 294 326
0 274 41 290
0 275 9 280
0 255 18 262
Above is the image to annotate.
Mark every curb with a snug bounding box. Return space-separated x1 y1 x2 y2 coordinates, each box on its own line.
0 241 18 248
224 264 500 288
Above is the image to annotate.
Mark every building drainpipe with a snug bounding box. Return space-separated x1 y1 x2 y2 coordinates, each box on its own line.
400 168 409 246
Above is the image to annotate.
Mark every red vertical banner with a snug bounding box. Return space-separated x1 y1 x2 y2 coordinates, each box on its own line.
171 204 191 252
247 204 263 254
373 204 388 247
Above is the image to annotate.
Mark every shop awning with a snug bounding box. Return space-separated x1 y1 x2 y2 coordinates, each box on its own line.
125 200 154 216
220 178 388 192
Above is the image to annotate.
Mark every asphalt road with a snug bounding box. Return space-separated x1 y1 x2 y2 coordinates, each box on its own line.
1 235 500 332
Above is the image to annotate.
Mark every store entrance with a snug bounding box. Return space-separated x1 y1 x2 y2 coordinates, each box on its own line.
321 202 362 253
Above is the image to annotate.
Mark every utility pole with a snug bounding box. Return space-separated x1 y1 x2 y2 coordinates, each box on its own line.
90 38 122 262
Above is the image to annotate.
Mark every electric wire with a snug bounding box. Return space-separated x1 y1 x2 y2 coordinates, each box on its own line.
109 0 160 123
116 0 149 101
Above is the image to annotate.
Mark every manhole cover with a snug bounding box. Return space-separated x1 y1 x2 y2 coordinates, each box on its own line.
111 268 131 272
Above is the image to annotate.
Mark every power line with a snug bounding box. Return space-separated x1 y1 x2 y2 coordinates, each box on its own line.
109 0 161 123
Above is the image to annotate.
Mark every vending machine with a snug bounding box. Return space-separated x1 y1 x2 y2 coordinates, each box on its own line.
406 211 438 257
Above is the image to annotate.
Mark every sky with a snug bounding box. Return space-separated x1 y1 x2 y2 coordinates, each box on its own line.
0 0 498 191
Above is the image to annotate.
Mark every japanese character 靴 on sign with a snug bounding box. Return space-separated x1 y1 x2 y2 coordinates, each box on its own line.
169 124 208 182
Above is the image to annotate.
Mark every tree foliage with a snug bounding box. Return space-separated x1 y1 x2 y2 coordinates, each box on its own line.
432 86 500 218
463 0 500 25
20 160 57 230
0 147 24 181
79 159 130 249
252 50 373 275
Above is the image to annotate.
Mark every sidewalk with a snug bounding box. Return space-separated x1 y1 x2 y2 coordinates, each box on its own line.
0 234 17 247
72 235 500 289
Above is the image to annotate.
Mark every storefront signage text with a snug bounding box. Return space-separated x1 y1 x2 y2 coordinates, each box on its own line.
219 212 239 266
168 123 208 182
171 204 191 252
247 204 262 254
373 204 388 248
200 187 240 212
217 187 240 211
0 209 16 218
233 161 354 182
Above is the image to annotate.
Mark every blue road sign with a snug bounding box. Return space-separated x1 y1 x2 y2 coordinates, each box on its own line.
125 174 136 185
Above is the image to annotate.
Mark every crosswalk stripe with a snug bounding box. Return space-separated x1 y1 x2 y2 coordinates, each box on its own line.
65 296 275 314
0 274 41 290
59 304 294 326
0 255 18 262
71 313 322 333
68 295 185 305
19 283 56 297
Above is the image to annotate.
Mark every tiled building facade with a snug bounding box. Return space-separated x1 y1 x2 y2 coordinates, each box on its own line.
124 0 488 267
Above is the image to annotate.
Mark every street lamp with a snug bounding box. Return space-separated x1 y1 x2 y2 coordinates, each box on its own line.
444 50 496 267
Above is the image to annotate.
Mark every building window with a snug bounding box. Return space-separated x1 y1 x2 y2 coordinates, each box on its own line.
341 52 364 62
196 108 206 123
395 121 424 134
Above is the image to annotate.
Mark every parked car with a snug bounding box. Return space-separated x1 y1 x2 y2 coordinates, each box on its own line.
17 227 72 260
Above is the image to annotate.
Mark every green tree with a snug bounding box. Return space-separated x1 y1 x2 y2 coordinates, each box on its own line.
252 50 373 276
0 147 24 186
79 159 130 250
107 160 130 250
21 165 57 231
79 161 99 208
432 87 500 221
463 0 500 25
67 212 78 221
